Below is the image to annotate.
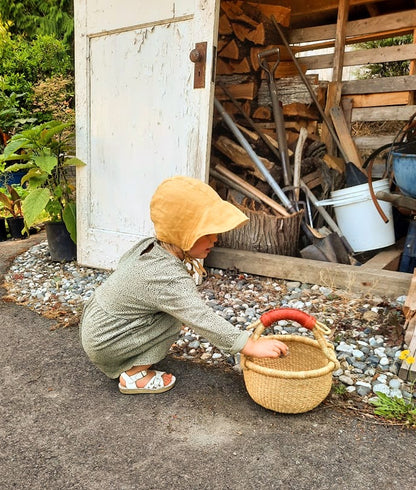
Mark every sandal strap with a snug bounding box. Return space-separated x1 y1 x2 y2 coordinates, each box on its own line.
120 370 147 390
143 371 165 390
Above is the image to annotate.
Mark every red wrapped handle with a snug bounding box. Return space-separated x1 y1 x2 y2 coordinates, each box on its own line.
260 308 317 330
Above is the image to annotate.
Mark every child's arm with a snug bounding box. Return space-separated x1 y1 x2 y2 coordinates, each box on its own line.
240 337 288 358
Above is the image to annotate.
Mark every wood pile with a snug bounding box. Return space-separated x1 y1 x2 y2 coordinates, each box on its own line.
210 1 345 254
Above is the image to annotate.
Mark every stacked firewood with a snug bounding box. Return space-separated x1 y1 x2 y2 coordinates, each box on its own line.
210 1 344 241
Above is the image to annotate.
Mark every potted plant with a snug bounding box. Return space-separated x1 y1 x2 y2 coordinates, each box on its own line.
0 120 85 259
0 184 28 239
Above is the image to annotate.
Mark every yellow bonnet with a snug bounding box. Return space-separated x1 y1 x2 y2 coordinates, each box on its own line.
150 176 249 251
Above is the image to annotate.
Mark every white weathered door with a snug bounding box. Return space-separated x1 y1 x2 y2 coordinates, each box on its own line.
74 0 219 269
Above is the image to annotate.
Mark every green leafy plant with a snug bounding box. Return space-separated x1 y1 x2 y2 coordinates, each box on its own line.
0 33 72 121
369 350 416 427
0 120 85 242
0 183 23 218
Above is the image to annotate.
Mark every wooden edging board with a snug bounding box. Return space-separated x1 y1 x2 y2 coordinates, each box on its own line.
205 247 412 299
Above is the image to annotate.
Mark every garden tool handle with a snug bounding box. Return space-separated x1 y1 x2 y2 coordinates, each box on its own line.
257 47 280 77
258 48 292 187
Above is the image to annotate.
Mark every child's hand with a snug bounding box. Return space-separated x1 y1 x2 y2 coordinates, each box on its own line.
240 337 288 358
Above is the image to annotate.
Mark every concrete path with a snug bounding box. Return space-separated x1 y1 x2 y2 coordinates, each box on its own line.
1 234 415 489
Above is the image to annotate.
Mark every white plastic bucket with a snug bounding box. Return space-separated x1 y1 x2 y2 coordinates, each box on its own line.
315 179 395 253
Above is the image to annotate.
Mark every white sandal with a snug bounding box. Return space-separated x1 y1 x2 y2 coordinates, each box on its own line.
118 370 176 394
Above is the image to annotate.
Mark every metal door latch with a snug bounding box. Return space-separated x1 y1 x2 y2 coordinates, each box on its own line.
189 42 207 89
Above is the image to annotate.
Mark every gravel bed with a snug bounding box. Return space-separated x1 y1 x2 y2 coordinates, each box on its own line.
3 240 415 404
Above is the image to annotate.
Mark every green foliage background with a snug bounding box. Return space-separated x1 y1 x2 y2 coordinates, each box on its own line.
355 35 412 79
0 1 74 137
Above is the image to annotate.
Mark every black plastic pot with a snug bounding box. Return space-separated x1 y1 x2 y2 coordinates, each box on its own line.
6 217 28 239
0 218 7 241
45 222 77 262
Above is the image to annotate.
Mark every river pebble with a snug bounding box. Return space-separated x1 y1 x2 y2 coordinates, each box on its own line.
3 240 415 404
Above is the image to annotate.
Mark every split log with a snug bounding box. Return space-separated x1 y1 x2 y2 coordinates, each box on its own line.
213 163 290 217
219 14 233 35
242 2 291 27
231 22 252 42
217 37 231 54
245 21 281 46
257 76 321 106
216 57 252 75
302 169 322 190
219 39 242 60
220 1 259 27
236 123 259 143
215 81 257 100
213 135 273 181
220 100 252 118
252 106 272 120
221 1 291 29
283 103 320 120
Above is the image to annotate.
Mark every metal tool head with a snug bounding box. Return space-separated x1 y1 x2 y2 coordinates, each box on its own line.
257 47 280 75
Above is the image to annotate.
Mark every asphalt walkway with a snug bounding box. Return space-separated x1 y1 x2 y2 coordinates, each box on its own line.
1 233 415 490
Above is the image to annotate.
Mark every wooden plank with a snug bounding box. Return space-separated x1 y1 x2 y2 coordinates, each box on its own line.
347 92 410 108
351 105 416 122
399 268 416 380
213 164 290 217
398 333 416 382
361 243 403 271
205 247 412 298
330 106 364 171
375 191 416 213
402 268 416 318
289 9 416 44
321 0 348 157
342 75 416 95
353 135 395 150
298 44 416 71
213 135 273 181
332 0 349 88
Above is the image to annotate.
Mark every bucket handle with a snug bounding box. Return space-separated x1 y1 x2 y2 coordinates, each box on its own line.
246 308 339 367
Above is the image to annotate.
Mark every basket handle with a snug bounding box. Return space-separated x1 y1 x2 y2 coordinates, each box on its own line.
248 308 339 367
260 308 317 330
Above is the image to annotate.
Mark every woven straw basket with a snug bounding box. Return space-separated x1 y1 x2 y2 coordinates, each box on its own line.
241 308 340 414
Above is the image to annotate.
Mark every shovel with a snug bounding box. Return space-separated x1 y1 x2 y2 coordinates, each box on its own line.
257 48 292 188
214 98 353 264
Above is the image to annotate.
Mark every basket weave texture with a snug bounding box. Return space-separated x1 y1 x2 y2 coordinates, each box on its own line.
241 310 339 414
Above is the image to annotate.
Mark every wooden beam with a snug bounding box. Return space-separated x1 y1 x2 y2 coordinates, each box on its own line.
205 247 412 299
321 0 348 157
353 135 395 150
346 92 410 108
289 9 416 44
298 44 416 71
361 243 403 271
332 0 348 86
342 75 416 95
376 191 416 213
351 105 416 122
398 333 416 381
399 267 416 381
330 106 365 171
